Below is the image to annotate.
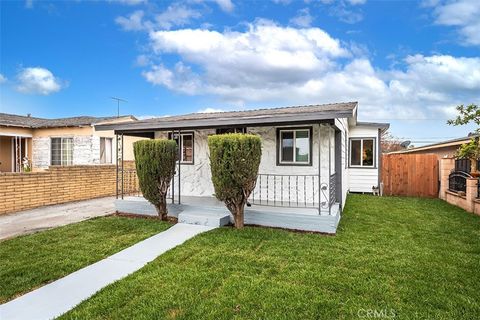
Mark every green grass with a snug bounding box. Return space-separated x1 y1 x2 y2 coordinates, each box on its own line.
0 216 171 303
60 195 480 319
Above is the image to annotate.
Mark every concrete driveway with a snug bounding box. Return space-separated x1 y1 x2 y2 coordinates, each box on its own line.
0 197 116 241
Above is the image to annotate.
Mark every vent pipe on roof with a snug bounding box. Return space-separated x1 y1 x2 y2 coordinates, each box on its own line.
27 113 31 117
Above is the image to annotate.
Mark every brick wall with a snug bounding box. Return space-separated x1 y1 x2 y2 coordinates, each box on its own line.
439 158 480 216
0 165 117 215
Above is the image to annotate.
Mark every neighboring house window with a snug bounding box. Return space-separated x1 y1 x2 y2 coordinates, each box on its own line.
51 137 73 166
349 138 375 167
168 132 194 164
277 127 312 165
216 127 246 134
100 137 113 164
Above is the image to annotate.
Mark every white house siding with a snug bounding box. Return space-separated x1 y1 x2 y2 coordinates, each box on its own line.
154 124 335 208
347 125 380 193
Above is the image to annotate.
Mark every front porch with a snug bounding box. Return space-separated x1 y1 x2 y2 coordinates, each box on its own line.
115 195 341 234
112 118 344 234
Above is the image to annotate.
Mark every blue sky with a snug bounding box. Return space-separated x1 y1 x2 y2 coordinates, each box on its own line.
0 0 479 145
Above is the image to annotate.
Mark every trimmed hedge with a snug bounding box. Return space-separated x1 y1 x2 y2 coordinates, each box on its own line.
208 133 262 228
133 139 177 220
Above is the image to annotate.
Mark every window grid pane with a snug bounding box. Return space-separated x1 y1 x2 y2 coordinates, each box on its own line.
350 140 361 166
362 139 374 166
295 130 309 163
182 134 193 163
281 131 294 162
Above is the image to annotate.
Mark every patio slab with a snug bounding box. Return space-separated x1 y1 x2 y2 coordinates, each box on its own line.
0 223 214 320
0 197 116 241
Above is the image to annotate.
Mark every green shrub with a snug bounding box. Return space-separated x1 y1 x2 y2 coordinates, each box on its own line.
208 133 262 228
133 140 178 220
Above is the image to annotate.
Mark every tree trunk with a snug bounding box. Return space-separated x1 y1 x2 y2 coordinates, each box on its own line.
155 197 168 221
234 204 245 229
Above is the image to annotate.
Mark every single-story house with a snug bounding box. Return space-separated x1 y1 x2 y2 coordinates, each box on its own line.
389 134 478 159
99 101 389 234
0 113 141 172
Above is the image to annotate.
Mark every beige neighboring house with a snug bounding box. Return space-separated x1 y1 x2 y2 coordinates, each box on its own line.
0 113 140 172
389 134 478 159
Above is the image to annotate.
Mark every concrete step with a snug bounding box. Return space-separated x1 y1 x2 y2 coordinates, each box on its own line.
178 209 230 227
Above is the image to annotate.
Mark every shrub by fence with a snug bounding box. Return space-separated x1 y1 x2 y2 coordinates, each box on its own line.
0 165 117 215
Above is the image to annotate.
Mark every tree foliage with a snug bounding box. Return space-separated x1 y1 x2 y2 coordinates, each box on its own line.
447 104 480 132
208 133 262 228
133 139 178 220
381 130 409 153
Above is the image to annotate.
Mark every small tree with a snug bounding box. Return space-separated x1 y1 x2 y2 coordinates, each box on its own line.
447 103 480 133
208 134 262 228
133 139 177 220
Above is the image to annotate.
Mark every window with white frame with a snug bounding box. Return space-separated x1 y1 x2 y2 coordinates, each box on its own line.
168 132 194 164
100 137 113 164
51 137 73 166
277 128 312 165
349 138 375 167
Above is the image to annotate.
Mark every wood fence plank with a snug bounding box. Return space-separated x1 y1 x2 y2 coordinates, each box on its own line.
381 153 438 198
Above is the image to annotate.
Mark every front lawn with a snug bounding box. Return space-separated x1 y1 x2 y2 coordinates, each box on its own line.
0 216 171 303
61 195 480 319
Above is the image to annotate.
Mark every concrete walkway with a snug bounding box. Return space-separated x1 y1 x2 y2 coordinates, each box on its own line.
0 197 115 240
0 223 214 320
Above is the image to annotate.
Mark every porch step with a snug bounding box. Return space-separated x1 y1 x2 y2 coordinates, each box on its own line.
178 208 230 227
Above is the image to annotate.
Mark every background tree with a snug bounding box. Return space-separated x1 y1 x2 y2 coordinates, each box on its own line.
133 140 177 220
208 134 262 228
447 103 480 133
381 130 408 153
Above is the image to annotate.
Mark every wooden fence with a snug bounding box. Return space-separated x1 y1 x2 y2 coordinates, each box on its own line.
381 154 439 198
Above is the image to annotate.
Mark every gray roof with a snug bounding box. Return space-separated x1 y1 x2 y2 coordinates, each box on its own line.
98 101 361 132
0 113 135 129
391 133 479 154
356 121 390 129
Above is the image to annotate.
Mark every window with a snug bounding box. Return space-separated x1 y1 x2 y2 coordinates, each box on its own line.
277 128 312 165
216 127 246 134
51 137 73 166
168 132 194 164
349 138 375 167
100 137 113 164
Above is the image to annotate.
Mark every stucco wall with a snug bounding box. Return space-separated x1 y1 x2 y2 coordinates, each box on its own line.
154 124 336 207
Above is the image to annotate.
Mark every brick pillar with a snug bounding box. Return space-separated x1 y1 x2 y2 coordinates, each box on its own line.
439 158 455 200
466 178 478 212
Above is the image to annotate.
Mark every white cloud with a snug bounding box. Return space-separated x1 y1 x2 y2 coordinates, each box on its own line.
109 0 146 5
210 0 234 12
197 107 225 113
139 21 480 121
290 8 313 28
155 4 201 30
135 54 150 66
25 0 33 9
347 0 366 5
115 10 146 31
116 4 202 31
431 0 480 46
16 67 65 95
0 74 6 84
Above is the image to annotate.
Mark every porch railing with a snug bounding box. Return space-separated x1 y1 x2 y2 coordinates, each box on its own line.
118 170 337 213
249 174 320 209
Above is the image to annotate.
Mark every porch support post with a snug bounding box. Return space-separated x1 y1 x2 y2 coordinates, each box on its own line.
328 126 332 216
318 124 321 215
177 129 181 205
115 133 118 199
121 133 124 200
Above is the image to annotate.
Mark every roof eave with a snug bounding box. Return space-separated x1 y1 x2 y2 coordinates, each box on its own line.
98 110 354 133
